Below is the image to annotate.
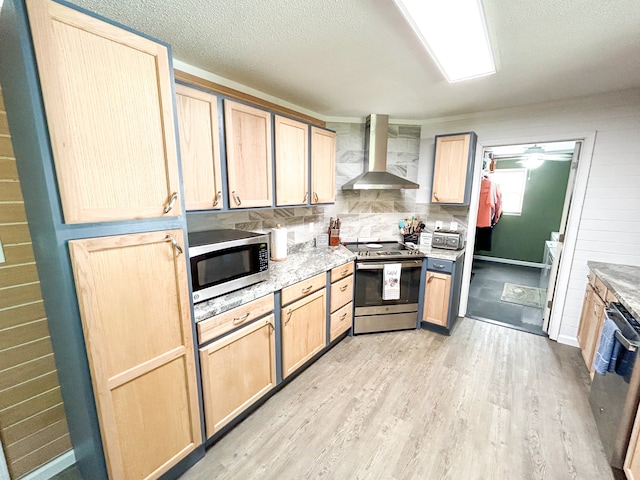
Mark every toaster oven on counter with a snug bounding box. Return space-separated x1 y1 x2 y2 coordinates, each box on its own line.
431 230 465 250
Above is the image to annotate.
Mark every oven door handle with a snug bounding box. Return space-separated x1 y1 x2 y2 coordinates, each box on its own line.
356 261 422 270
615 330 638 352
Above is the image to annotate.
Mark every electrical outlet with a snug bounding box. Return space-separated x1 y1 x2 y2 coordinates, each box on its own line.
450 221 458 231
308 222 314 233
435 221 443 230
0 238 5 264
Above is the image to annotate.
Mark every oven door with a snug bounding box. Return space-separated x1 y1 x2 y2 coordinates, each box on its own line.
354 260 422 313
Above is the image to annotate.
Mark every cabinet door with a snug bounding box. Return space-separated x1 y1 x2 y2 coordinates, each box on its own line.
310 127 336 204
26 0 181 223
625 405 640 479
69 230 201 479
432 133 473 205
577 285 605 371
577 285 595 366
224 100 273 208
199 315 276 438
175 84 224 211
275 115 309 206
281 288 327 378
423 271 452 327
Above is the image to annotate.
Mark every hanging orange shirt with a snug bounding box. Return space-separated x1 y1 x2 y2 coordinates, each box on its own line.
477 177 495 228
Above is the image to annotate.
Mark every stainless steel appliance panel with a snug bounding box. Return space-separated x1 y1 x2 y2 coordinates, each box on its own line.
188 229 270 302
589 305 640 470
354 312 418 334
354 260 422 309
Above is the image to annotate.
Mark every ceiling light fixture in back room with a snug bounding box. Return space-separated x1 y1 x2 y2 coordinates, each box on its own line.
342 114 419 190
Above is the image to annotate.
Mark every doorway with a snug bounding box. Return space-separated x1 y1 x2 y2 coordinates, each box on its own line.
465 141 579 335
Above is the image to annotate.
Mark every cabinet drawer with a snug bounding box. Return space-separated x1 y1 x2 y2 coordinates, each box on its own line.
427 258 453 274
330 262 354 283
593 276 608 301
605 289 618 304
281 272 326 306
330 275 353 313
197 294 274 344
330 302 353 342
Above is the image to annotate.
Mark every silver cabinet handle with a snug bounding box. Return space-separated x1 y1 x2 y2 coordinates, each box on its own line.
233 312 250 325
340 284 348 292
285 309 293 325
434 264 445 269
163 192 178 214
339 312 347 321
232 191 242 206
313 192 319 203
302 285 313 294
304 192 308 203
433 193 439 201
267 319 275 331
165 234 183 255
212 191 222 207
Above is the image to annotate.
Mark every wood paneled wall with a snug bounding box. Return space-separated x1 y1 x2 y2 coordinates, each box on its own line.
0 87 72 478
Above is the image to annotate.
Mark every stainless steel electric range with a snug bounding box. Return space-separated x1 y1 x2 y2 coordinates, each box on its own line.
345 241 424 334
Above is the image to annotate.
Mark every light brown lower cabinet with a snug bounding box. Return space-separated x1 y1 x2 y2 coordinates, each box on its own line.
199 315 276 438
68 229 201 480
577 284 606 375
281 288 327 378
422 271 451 327
625 405 640 479
330 302 353 342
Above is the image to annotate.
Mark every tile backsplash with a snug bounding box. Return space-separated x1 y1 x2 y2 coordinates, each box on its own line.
187 121 470 244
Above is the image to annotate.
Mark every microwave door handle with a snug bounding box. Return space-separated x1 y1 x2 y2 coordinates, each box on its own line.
615 330 638 352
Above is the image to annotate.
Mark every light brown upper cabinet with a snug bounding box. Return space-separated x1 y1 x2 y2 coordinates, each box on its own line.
224 100 273 208
175 84 224 211
26 0 181 223
310 127 336 204
275 115 309 206
68 230 201 479
431 132 477 206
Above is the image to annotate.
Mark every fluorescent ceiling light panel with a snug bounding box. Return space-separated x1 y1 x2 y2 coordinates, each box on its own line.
393 0 496 82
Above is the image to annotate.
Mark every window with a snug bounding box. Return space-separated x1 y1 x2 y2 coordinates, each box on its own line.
491 168 527 215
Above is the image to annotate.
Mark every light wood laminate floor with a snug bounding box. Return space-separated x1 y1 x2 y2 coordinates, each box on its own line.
181 318 613 480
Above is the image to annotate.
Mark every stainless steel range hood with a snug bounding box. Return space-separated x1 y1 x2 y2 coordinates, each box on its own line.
342 114 419 190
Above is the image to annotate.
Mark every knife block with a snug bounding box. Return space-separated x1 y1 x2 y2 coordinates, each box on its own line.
329 228 341 246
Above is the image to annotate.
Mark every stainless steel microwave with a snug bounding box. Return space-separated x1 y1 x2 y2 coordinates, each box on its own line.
188 229 270 303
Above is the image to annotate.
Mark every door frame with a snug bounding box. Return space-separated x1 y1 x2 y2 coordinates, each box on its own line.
458 130 596 342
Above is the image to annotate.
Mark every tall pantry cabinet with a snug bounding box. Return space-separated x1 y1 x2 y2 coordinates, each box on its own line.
0 1 203 479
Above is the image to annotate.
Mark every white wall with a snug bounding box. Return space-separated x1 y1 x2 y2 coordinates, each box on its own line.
418 88 640 345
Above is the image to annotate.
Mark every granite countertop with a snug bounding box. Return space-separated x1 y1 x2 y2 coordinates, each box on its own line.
193 243 356 322
193 242 466 322
587 261 640 320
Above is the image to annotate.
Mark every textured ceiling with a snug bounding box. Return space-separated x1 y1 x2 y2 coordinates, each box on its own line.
69 0 640 120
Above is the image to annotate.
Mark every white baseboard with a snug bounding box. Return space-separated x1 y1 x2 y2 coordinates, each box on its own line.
556 333 579 348
22 450 76 480
473 255 544 269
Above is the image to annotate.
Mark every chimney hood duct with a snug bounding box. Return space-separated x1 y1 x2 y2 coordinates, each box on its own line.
342 114 419 190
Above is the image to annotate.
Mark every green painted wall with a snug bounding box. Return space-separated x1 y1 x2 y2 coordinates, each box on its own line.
476 159 571 263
